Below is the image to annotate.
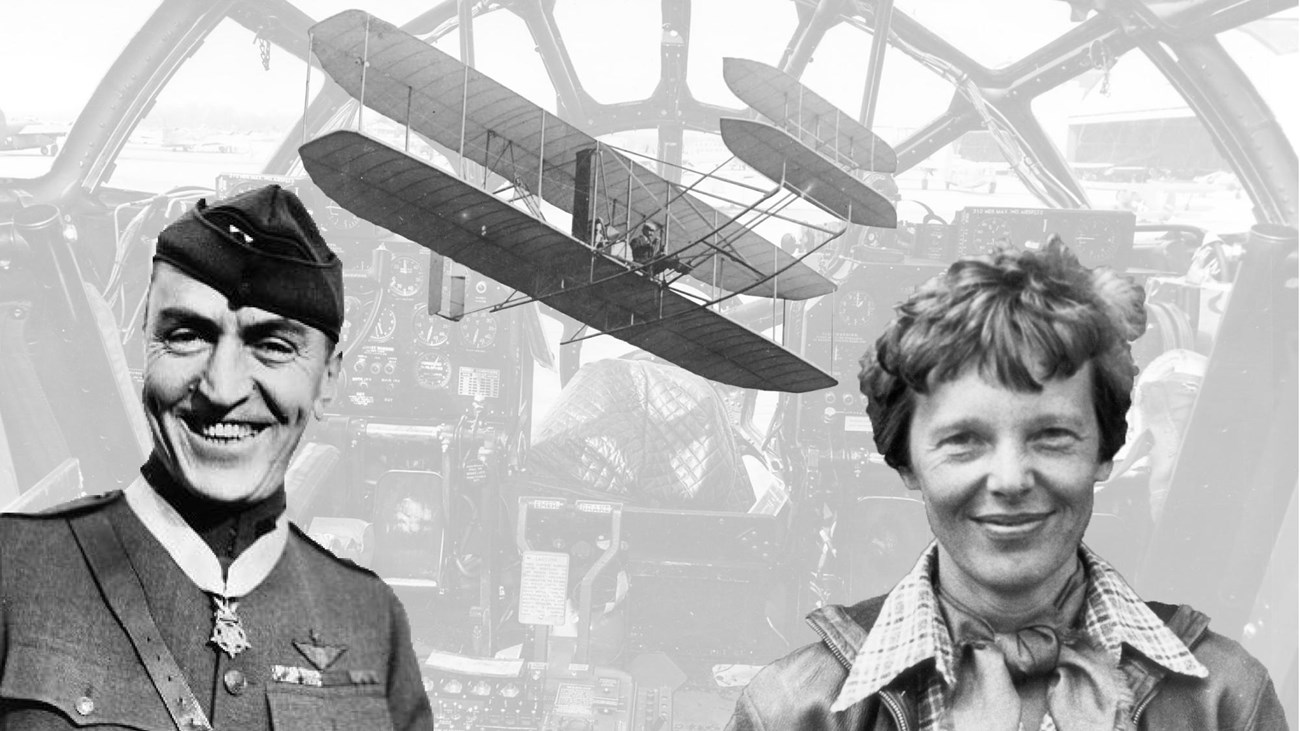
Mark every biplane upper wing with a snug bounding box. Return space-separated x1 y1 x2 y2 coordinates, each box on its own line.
723 57 897 174
721 118 897 229
310 10 833 301
300 130 836 394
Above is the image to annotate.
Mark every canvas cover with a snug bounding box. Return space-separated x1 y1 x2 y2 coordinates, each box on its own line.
525 359 753 512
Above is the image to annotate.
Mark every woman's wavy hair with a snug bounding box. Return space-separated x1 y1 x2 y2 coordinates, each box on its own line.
858 237 1146 472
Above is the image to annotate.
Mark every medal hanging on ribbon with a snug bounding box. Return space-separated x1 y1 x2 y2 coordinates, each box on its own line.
209 595 252 658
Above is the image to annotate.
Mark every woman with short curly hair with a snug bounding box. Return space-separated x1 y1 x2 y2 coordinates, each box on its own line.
861 240 1145 474
728 239 1285 730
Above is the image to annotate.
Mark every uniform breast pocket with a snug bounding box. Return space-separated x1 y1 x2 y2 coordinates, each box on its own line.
0 636 174 729
266 684 396 731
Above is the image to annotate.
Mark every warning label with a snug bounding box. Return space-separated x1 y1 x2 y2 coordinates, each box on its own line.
518 550 569 626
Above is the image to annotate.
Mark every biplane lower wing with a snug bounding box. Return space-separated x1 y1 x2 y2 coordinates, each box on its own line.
309 10 834 301
721 118 897 229
723 57 897 174
300 130 836 394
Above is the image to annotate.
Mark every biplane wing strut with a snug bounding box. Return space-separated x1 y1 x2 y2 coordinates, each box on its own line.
471 194 850 320
301 130 836 394
310 9 834 301
416 188 848 325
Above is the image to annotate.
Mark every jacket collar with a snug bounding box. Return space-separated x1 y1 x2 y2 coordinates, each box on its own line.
820 542 1208 713
826 545 947 713
123 477 289 598
1078 544 1208 678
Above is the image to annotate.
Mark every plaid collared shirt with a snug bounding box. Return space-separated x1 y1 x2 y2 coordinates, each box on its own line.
829 543 1208 730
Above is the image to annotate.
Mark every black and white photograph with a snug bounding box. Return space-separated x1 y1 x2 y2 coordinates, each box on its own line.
0 1 1295 729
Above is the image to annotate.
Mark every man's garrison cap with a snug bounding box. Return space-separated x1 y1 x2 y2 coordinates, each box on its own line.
154 184 344 342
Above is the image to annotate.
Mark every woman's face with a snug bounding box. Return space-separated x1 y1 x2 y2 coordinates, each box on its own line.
903 362 1114 602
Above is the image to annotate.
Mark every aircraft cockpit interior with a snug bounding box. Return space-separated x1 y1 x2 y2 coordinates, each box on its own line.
1 1 1295 728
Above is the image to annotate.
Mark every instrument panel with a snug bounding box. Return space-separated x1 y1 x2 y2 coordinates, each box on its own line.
335 239 519 422
423 657 639 731
793 262 947 449
949 207 1136 268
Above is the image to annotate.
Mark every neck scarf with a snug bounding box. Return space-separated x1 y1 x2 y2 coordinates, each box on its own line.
937 565 1135 730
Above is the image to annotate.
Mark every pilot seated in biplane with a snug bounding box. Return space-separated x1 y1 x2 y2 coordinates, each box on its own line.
629 221 665 266
628 221 693 278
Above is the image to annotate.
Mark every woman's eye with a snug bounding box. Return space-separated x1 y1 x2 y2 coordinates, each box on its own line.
1036 429 1079 448
941 433 980 448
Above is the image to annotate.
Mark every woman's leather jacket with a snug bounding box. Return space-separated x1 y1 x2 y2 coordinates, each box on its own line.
726 596 1288 730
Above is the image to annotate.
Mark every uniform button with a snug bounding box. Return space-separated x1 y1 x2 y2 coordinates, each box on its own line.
223 669 248 696
75 696 94 716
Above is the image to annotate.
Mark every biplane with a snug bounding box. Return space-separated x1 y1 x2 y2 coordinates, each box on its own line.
300 10 838 393
718 58 898 229
307 10 831 301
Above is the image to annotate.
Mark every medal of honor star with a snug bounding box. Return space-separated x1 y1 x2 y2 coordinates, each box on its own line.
0 184 434 731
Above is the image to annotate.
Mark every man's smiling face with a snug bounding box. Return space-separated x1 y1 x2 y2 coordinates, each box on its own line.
142 262 340 504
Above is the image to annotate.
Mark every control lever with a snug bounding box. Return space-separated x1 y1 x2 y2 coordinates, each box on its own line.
341 246 393 364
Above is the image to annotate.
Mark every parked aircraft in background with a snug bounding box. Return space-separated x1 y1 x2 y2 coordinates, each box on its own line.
0 108 66 156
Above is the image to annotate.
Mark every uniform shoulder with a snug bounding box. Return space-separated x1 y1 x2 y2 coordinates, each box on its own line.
288 522 386 583
1 491 122 522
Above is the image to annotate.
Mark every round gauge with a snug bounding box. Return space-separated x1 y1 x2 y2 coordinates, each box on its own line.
341 295 363 344
412 308 450 347
1068 220 1114 262
388 255 423 297
327 205 360 230
414 351 452 390
972 217 1012 250
459 314 498 349
836 290 875 328
370 306 397 342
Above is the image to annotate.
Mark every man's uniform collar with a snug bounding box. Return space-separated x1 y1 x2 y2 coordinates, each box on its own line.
123 477 288 598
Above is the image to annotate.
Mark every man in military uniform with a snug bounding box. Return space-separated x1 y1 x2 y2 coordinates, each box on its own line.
0 185 434 730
